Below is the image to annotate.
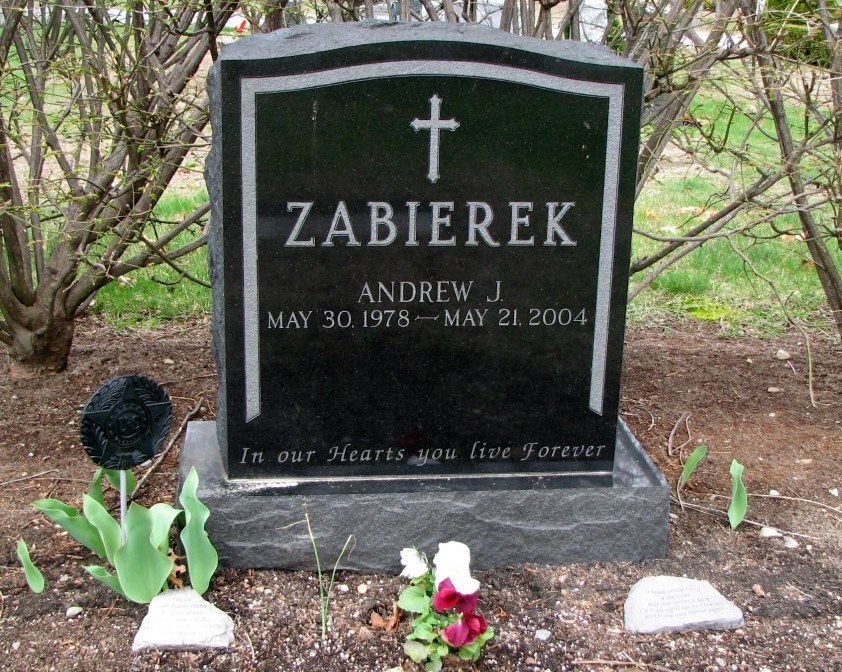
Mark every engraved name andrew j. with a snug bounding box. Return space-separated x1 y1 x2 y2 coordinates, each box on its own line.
281 200 577 247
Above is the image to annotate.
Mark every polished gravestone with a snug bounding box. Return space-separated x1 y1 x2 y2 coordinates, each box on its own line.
180 21 669 569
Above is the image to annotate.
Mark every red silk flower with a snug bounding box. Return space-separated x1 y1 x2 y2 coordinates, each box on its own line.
442 612 488 648
432 577 479 614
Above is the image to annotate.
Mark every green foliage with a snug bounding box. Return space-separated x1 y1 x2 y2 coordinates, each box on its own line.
90 189 211 330
112 503 177 603
674 447 749 529
728 460 748 528
32 497 107 559
23 466 218 604
765 18 832 68
178 467 219 595
398 571 494 670
398 584 430 613
678 445 709 490
16 539 45 593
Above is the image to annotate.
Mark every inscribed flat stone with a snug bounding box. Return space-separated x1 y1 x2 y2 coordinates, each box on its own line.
132 588 234 651
623 576 744 634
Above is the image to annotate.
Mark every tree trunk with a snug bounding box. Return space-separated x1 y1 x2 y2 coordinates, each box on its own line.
6 312 75 377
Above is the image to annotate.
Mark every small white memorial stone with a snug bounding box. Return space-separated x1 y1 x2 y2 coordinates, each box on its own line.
132 587 235 651
624 576 744 634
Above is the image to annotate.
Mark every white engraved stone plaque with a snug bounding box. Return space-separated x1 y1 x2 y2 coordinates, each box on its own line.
624 575 745 634
132 588 235 651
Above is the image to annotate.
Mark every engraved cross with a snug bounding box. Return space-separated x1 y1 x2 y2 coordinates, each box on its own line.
411 94 460 184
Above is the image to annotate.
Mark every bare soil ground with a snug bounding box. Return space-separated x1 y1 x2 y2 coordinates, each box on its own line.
0 318 839 672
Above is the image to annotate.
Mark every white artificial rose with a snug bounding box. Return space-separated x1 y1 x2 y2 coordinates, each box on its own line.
399 547 428 579
433 541 480 594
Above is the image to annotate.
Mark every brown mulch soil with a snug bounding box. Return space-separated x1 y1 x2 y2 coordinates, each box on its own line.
0 318 840 672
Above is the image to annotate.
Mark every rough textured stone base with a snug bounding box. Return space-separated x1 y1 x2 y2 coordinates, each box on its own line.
178 421 669 570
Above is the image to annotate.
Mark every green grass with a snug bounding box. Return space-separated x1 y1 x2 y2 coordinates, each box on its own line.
90 188 212 329
628 80 839 337
631 175 836 336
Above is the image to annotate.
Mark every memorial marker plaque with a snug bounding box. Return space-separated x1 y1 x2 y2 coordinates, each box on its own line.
183 22 670 570
215 23 640 488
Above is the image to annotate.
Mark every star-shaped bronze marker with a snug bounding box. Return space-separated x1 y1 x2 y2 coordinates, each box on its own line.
81 375 172 470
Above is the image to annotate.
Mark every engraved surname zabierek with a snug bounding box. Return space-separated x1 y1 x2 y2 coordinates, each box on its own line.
281 95 578 250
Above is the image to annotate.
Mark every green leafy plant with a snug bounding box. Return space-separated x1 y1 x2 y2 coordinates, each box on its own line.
678 444 709 491
16 539 44 593
19 466 217 603
304 513 355 641
675 446 748 529
728 459 748 529
398 543 494 672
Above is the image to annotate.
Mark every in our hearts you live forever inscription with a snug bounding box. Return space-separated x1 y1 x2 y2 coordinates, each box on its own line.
212 22 642 490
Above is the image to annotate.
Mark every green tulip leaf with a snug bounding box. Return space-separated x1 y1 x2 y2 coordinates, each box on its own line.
82 494 122 564
84 565 128 600
33 498 106 559
678 444 708 490
104 468 136 494
114 503 172 603
728 459 748 529
88 467 106 508
16 539 45 593
178 467 218 595
148 502 180 554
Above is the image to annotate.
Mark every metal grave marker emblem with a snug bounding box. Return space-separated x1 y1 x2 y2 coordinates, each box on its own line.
81 375 172 470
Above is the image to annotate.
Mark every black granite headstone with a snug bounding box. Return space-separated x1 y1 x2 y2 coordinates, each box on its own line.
213 23 641 491
185 22 669 570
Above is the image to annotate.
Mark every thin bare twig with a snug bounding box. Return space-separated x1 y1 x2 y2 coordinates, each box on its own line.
240 621 257 661
718 492 842 518
571 660 675 672
0 469 58 488
670 496 821 540
667 413 692 459
130 396 204 500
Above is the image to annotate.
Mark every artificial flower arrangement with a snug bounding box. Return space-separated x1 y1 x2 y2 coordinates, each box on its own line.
397 541 494 671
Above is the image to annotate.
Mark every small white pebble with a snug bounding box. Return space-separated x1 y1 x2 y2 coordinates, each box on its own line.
356 583 369 595
163 358 175 365
66 606 83 618
783 536 799 549
769 489 780 496
775 349 791 360
759 526 782 538
12 642 20 651
769 412 776 417
830 488 839 497
336 584 349 593
767 387 781 393
535 629 551 641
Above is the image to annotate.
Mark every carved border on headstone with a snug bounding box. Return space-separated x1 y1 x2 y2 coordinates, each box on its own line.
239 62 625 422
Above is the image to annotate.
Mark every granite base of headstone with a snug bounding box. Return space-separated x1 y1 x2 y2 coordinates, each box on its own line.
623 576 745 634
179 419 668 570
132 588 235 652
